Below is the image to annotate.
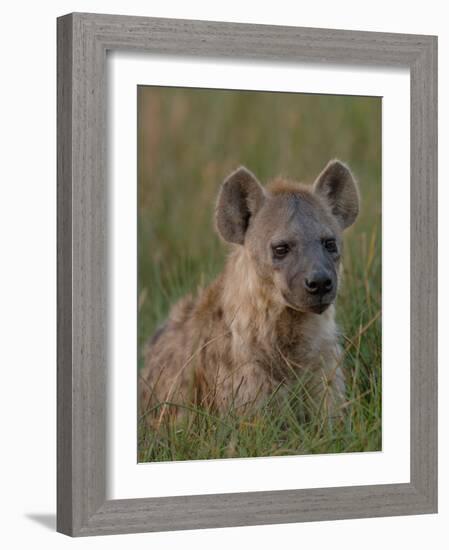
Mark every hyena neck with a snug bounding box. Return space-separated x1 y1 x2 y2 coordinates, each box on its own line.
221 246 287 347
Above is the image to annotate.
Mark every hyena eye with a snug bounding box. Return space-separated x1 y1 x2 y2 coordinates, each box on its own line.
323 238 338 253
272 243 290 259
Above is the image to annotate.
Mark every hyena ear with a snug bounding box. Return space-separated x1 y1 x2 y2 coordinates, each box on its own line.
215 166 266 244
313 160 360 229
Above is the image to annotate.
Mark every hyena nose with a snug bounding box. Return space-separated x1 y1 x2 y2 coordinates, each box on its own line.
305 273 333 296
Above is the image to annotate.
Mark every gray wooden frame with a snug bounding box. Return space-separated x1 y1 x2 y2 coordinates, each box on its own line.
57 12 438 537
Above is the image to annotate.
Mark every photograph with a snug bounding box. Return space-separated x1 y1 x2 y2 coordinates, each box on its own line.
137 86 382 463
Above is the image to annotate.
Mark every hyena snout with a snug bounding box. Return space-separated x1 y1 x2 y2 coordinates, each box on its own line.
304 270 334 297
281 263 337 314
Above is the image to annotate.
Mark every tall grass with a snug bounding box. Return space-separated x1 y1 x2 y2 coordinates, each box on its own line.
138 86 381 462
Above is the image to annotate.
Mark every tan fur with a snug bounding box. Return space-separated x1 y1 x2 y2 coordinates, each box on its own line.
140 161 358 424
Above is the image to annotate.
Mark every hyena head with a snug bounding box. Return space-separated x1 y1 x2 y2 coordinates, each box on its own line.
216 160 360 314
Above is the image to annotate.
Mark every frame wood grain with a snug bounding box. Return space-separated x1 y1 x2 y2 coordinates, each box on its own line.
57 12 437 536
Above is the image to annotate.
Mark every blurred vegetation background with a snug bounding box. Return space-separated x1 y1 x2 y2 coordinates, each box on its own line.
138 86 381 461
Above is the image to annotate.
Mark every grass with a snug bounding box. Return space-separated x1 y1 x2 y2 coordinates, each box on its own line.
137 86 382 462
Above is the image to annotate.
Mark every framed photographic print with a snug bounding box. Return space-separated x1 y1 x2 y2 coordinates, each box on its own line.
137 86 382 464
57 12 437 536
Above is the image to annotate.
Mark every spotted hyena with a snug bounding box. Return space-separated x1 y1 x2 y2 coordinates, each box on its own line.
139 160 360 423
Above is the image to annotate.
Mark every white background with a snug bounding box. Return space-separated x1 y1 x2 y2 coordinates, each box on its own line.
109 55 410 498
0 1 445 549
